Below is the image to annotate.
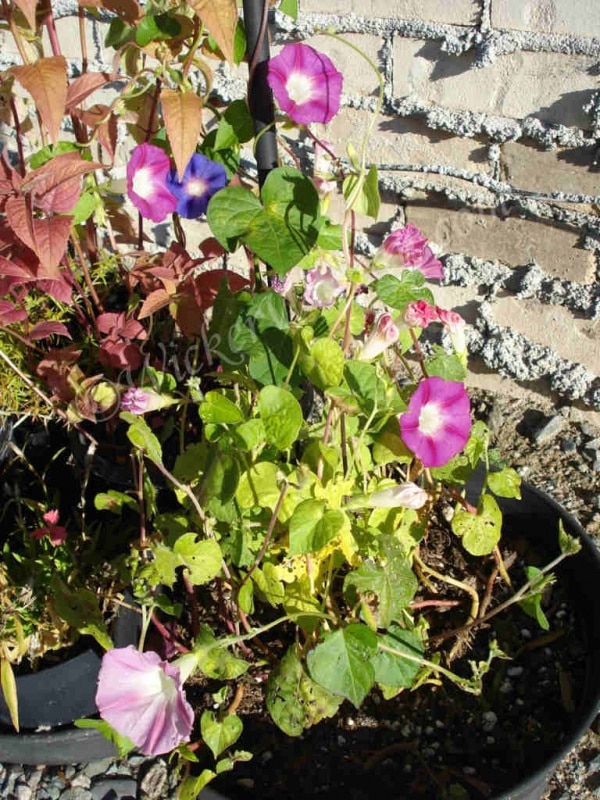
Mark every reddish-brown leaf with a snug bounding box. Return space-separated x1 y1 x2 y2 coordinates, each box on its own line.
28 321 72 340
160 89 203 180
5 196 72 274
13 0 37 30
188 0 238 63
77 104 118 162
0 300 28 327
138 288 174 320
10 56 68 144
22 152 103 214
66 72 112 111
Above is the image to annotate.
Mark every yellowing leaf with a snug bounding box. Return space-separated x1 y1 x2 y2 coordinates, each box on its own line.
160 89 203 180
13 0 37 29
11 56 68 144
189 0 238 63
0 658 19 732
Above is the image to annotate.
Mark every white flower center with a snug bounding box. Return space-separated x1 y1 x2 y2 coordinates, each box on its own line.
186 178 208 197
132 167 155 199
418 402 444 436
286 72 314 106
141 665 178 702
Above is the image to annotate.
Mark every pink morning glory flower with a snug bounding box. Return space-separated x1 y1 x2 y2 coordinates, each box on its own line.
31 509 67 546
166 153 228 219
437 307 467 357
359 312 400 360
366 482 429 509
373 223 443 280
267 43 343 125
96 645 194 756
405 300 440 328
126 143 178 223
303 265 345 308
399 377 471 468
120 387 176 415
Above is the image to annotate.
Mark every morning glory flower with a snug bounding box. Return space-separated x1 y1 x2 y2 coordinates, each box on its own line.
366 482 429 509
303 265 345 308
405 300 440 328
31 509 67 546
166 153 228 219
120 387 177 415
373 223 444 280
96 645 194 756
399 377 471 468
267 43 343 125
437 307 467 359
358 312 400 360
126 143 177 223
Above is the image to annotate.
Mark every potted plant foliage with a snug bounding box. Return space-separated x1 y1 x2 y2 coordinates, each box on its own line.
0 0 598 797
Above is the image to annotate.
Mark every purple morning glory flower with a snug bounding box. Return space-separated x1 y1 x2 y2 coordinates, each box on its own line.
373 223 444 280
303 265 345 308
96 646 194 756
166 153 227 219
267 43 343 125
399 377 471 468
126 143 177 223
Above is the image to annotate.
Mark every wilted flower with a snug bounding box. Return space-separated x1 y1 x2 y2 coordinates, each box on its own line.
31 509 67 546
373 223 443 280
438 307 467 359
96 645 194 756
359 312 400 360
166 153 228 219
366 482 429 509
267 43 343 125
303 265 345 308
120 387 176 415
405 300 439 328
126 143 177 223
399 377 471 468
313 139 337 201
271 266 304 297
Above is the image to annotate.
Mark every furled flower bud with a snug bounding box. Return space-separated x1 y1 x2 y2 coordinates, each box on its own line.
358 312 400 360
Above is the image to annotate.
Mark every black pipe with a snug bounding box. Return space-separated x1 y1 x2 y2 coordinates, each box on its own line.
242 0 279 187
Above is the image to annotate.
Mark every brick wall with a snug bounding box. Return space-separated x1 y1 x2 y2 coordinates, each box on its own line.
292 0 600 423
1 1 599 422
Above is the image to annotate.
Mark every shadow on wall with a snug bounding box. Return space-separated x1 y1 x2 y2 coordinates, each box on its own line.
534 89 598 129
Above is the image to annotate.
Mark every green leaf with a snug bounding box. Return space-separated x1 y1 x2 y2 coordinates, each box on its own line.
344 361 388 414
487 467 522 499
174 535 223 585
105 18 134 48
518 567 552 630
74 718 135 757
343 164 380 219
224 99 255 143
213 118 238 151
122 412 163 464
201 711 243 759
199 391 244 424
192 625 250 680
177 770 217 800
1 658 19 732
558 519 582 556
247 291 290 333
425 348 467 382
278 0 299 20
94 490 138 513
374 272 434 310
299 337 344 391
307 624 377 707
258 386 303 450
50 577 113 651
207 185 263 252
252 563 285 606
344 556 418 628
231 419 265 451
452 493 502 556
216 750 253 773
288 500 348 555
317 219 343 250
236 461 282 510
135 13 181 47
174 443 206 483
372 625 425 688
266 647 343 736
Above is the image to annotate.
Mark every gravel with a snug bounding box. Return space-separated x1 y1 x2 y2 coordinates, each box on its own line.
0 389 598 800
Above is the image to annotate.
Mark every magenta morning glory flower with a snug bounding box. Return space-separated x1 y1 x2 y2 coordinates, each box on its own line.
31 509 67 546
126 143 177 223
96 646 194 756
120 387 177 415
399 377 471 468
405 300 439 328
267 43 343 125
166 153 227 219
303 265 345 308
373 223 444 280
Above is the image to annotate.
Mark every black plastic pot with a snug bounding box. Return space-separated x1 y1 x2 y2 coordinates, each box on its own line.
0 591 141 765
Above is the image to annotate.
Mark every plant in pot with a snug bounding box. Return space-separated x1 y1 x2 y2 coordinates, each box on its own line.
0 0 598 797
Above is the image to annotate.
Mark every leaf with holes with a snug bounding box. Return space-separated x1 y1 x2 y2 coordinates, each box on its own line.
307 624 377 707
